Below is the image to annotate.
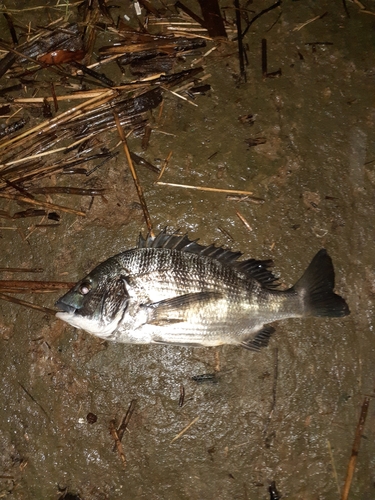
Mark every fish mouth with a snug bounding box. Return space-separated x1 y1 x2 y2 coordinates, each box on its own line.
55 299 76 314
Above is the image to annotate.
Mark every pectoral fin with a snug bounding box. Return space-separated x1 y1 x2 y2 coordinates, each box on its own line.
144 292 223 311
142 291 223 324
148 318 184 326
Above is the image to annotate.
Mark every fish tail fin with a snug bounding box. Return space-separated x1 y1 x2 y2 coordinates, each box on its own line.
291 249 350 318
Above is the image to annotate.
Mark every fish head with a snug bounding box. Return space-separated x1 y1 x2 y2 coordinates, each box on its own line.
55 260 129 339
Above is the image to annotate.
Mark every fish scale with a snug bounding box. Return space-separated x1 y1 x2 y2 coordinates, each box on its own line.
56 230 350 351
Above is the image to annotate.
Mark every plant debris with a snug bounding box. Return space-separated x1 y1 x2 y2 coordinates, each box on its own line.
0 2 220 227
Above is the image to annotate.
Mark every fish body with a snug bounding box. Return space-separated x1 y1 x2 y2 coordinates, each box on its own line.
56 230 350 350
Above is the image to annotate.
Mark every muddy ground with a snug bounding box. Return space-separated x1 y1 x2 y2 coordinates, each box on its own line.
0 1 374 499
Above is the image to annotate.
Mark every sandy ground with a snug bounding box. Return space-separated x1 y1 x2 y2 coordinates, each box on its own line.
0 1 374 499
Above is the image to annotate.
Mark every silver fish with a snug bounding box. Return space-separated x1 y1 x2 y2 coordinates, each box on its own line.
55 230 350 350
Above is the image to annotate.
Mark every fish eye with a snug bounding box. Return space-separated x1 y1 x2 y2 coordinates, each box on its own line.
79 282 91 295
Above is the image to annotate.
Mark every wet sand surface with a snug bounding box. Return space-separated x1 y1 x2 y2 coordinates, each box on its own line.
0 1 374 499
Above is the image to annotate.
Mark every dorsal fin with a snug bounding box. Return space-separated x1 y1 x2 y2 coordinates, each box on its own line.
138 229 279 289
232 259 279 288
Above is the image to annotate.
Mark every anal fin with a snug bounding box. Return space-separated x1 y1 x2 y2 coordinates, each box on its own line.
240 325 275 351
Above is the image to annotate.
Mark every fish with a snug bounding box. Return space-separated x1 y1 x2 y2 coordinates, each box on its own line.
269 481 281 500
55 230 350 350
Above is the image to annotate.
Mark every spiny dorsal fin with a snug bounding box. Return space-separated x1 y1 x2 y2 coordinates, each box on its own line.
138 229 279 289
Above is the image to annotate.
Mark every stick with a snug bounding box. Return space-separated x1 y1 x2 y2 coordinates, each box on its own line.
293 13 328 32
226 194 265 204
0 192 86 217
0 89 115 151
156 182 253 195
161 85 198 107
353 0 365 8
234 0 246 81
13 92 108 103
156 151 173 182
179 385 185 407
1 146 71 166
18 382 50 421
197 0 227 38
116 400 137 444
241 1 281 39
0 293 56 315
341 397 370 500
112 112 153 234
175 2 205 27
0 280 75 292
236 211 252 231
263 348 278 439
0 267 43 273
0 2 82 12
109 420 127 468
327 440 340 494
262 39 268 77
170 416 199 444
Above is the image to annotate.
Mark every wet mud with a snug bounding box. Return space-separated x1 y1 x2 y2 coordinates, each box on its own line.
0 1 374 499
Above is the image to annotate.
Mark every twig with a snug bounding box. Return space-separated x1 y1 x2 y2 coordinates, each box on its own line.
112 112 153 235
234 0 246 81
327 439 340 495
0 90 115 151
0 293 56 315
262 39 267 77
217 226 234 241
156 182 253 195
179 385 185 407
263 347 278 439
0 134 97 171
0 192 86 217
226 194 265 204
236 211 252 232
260 38 281 79
341 397 370 500
0 267 43 273
0 2 82 12
0 280 75 292
342 0 350 18
29 187 106 196
175 1 205 27
116 399 137 445
1 146 71 166
109 420 127 468
13 92 108 103
191 46 216 67
293 13 328 32
161 86 198 107
241 1 281 39
353 0 365 8
156 151 173 182
196 0 227 38
170 416 199 444
18 382 50 421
